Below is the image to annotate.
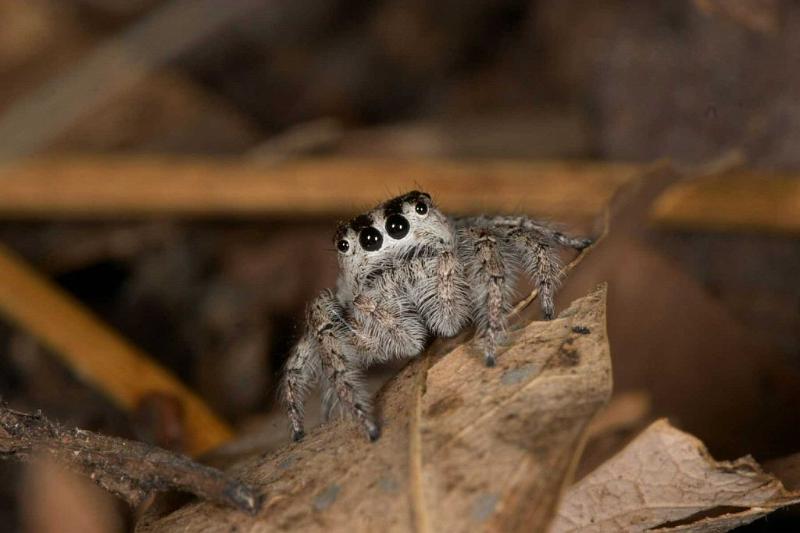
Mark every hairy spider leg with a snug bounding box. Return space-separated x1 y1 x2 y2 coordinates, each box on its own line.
282 290 378 441
458 226 518 367
490 215 591 319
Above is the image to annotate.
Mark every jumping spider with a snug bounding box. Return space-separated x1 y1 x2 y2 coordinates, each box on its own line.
281 191 591 442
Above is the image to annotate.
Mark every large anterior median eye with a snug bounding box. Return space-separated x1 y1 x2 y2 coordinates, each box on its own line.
359 227 383 251
385 214 409 239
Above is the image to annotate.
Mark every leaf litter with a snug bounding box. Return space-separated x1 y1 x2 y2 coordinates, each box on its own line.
552 419 800 532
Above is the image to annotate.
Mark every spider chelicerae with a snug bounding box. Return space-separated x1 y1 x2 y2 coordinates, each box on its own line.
281 191 592 442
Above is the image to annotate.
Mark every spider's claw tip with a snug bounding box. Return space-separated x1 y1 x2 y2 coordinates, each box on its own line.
292 429 305 442
484 355 496 367
576 238 594 250
367 425 381 442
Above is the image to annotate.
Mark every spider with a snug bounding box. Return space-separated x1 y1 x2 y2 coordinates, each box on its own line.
281 191 592 442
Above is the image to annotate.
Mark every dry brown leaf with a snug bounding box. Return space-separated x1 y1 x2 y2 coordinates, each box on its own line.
138 285 611 532
552 419 800 532
574 391 653 481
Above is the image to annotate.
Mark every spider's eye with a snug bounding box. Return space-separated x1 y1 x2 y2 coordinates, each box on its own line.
336 239 350 253
359 227 383 251
415 201 428 216
385 214 409 239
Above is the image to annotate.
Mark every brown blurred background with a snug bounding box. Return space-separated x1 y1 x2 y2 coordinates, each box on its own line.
0 0 798 531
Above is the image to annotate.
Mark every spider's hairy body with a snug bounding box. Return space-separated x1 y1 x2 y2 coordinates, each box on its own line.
281 191 591 442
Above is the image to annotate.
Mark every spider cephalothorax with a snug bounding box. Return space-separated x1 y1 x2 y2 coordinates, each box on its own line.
282 191 591 441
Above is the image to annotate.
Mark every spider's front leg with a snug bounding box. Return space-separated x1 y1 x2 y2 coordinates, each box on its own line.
458 226 516 367
282 289 378 442
282 335 319 441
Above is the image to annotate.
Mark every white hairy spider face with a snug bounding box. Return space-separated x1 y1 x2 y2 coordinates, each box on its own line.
334 191 453 284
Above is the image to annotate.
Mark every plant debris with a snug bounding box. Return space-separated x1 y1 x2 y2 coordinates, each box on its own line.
552 419 800 532
137 286 612 532
0 403 262 514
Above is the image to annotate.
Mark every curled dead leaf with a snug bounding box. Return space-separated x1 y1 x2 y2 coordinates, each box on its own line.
552 419 800 532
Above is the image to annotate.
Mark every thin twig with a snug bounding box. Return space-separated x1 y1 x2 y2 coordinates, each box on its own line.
0 156 639 219
0 403 262 514
0 243 233 456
